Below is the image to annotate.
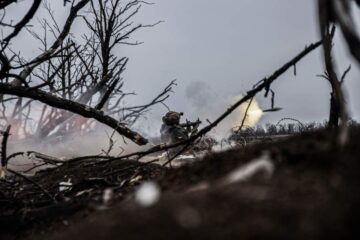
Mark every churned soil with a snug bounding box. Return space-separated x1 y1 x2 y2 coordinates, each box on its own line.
1 127 360 240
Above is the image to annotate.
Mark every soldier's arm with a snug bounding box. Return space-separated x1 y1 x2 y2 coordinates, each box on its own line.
172 127 189 141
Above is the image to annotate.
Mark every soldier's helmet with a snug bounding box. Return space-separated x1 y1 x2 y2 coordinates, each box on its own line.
162 111 183 126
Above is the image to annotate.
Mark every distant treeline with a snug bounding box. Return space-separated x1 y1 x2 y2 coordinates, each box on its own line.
230 119 359 141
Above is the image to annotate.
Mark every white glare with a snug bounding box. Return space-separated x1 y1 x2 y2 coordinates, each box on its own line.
135 181 161 207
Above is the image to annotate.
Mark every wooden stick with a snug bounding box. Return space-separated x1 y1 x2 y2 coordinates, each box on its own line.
1 125 11 168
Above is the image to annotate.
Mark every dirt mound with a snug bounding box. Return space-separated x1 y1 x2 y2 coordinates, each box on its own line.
1 128 360 239
0 158 164 239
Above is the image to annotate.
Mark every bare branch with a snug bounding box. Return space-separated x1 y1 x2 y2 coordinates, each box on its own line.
331 0 360 65
340 64 351 84
1 0 42 49
0 124 10 168
0 83 148 145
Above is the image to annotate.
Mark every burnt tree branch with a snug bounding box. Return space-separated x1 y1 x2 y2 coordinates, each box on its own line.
0 0 17 10
236 97 254 132
318 0 349 145
0 83 148 145
7 168 57 203
0 124 10 168
331 0 360 65
11 0 90 86
1 0 42 50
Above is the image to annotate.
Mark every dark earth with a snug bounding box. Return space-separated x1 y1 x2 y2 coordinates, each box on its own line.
1 127 360 240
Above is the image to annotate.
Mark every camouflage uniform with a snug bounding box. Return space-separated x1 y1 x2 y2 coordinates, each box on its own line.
160 111 189 145
160 111 203 159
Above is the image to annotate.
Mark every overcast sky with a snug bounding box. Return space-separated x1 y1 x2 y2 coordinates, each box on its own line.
121 0 360 126
6 1 360 136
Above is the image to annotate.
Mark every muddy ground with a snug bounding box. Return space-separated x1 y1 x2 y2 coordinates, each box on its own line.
1 127 360 239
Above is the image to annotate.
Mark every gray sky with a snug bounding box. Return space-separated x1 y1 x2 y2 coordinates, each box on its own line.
120 0 360 131
5 1 360 136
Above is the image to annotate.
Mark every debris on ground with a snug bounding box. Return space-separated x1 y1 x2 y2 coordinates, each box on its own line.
1 127 360 239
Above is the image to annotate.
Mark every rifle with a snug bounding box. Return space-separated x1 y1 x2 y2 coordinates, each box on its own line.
179 119 202 128
179 119 202 137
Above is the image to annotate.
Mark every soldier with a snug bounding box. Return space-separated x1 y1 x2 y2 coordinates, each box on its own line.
160 111 201 157
160 111 188 145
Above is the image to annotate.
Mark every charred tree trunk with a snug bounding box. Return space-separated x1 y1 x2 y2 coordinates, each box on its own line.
0 125 11 178
329 92 340 128
318 0 349 145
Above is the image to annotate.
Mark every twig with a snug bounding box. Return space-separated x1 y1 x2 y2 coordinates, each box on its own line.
7 151 64 164
162 144 191 167
340 64 351 84
103 159 159 177
1 125 11 168
7 168 57 203
276 117 305 129
1 0 42 51
236 97 254 132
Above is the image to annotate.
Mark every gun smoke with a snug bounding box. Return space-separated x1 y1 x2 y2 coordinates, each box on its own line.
185 81 263 140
